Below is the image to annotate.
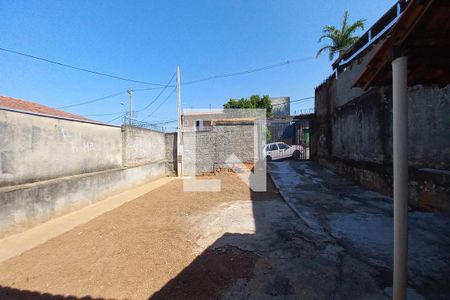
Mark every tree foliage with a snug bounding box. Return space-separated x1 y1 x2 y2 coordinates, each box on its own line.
316 11 365 61
223 94 272 118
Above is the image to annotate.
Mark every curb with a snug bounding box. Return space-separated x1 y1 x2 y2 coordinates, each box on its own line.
267 168 324 232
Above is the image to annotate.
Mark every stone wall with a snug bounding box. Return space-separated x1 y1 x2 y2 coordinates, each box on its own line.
183 124 257 175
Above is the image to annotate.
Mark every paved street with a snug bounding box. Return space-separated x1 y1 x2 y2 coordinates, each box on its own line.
269 160 450 299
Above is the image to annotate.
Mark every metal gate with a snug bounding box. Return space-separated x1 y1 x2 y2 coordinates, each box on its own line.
267 119 310 160
293 120 310 160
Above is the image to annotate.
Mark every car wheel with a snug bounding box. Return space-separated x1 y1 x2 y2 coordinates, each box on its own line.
292 150 300 160
266 155 272 161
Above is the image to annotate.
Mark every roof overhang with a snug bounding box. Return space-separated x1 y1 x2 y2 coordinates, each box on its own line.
354 0 450 90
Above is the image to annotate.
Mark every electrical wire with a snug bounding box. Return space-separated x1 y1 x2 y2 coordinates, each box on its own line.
148 119 177 125
90 95 312 121
57 91 127 109
2 47 315 115
141 87 177 122
68 72 176 118
84 111 124 117
182 56 316 86
134 72 176 113
102 56 316 92
272 96 314 106
1 45 316 89
0 46 166 86
106 113 125 124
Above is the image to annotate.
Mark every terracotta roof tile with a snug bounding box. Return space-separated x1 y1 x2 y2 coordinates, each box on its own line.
0 95 99 123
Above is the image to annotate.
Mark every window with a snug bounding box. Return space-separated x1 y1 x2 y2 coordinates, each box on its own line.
268 144 278 151
278 143 290 150
195 120 203 131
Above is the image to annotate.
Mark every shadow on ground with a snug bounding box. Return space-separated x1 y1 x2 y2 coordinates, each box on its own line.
1 160 448 299
0 285 107 300
150 161 392 300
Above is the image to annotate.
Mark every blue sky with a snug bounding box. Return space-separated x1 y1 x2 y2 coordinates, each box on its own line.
0 0 395 125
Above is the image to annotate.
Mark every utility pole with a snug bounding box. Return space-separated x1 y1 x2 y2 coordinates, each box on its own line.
176 66 183 177
127 88 133 125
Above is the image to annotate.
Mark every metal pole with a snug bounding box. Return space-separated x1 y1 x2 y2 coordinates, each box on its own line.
127 88 133 126
176 66 183 177
392 56 408 300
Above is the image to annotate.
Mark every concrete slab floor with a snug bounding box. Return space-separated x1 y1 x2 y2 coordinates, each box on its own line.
269 160 450 299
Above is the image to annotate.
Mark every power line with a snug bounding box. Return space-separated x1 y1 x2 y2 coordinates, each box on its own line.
57 91 127 109
277 96 315 106
141 87 177 122
182 56 316 86
271 97 314 107
2 44 318 89
95 71 176 119
2 47 315 113
134 72 176 113
0 46 166 86
105 56 316 92
105 96 311 124
57 73 175 112
1 45 316 89
92 95 312 119
133 86 173 92
149 119 177 125
84 111 124 117
292 96 314 102
106 113 125 124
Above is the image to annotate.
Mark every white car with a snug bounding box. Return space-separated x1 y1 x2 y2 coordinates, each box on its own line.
264 142 304 161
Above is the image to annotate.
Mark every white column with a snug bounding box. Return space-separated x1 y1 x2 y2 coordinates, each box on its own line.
392 56 408 300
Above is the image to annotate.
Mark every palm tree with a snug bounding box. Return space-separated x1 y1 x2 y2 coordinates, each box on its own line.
317 11 366 61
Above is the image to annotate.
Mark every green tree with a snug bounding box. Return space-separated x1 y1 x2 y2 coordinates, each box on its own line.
223 94 272 118
316 11 365 61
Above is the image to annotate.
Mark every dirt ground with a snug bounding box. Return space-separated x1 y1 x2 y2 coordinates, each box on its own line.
0 173 284 299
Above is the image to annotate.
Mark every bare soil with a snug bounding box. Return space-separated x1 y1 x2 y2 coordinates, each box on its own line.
0 174 281 300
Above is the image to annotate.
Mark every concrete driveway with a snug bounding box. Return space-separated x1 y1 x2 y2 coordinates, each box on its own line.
269 160 450 299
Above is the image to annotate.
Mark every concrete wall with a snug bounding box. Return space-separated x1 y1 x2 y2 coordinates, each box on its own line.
0 110 122 187
316 84 450 170
313 47 450 212
0 109 177 237
330 88 386 164
333 42 382 108
122 126 166 166
165 132 177 175
0 162 165 238
407 86 450 169
183 124 257 175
